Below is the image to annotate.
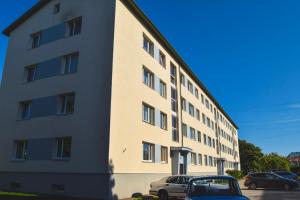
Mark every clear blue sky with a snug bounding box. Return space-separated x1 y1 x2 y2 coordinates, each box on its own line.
1 1 300 156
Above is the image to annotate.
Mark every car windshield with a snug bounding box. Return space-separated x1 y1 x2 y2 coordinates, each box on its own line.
188 178 242 196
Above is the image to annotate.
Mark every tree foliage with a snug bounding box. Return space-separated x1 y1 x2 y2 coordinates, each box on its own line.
260 153 291 172
239 139 264 174
239 140 291 174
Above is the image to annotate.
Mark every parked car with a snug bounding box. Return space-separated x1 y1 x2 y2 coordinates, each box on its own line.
149 175 193 200
244 172 299 190
185 176 249 200
271 170 298 180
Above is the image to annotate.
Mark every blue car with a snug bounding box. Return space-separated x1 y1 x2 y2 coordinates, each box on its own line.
185 176 249 200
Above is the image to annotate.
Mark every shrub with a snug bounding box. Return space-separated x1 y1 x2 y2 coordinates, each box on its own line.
226 170 243 180
291 166 300 175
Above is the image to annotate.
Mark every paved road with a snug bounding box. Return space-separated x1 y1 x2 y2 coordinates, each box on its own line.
242 189 300 200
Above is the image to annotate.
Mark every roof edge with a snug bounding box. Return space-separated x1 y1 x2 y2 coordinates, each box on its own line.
2 0 51 36
121 0 238 129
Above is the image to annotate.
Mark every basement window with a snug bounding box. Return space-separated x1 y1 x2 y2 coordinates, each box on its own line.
52 184 65 193
54 3 60 14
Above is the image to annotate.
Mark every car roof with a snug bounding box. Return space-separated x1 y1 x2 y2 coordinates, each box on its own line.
190 175 235 180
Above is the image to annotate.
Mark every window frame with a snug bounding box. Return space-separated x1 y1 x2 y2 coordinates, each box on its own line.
142 142 155 162
161 146 168 164
54 137 72 160
143 34 154 56
57 93 75 115
142 103 155 125
160 112 168 130
13 140 27 160
143 67 154 89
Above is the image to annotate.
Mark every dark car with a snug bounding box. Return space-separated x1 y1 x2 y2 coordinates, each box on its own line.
271 171 298 180
244 172 299 190
186 176 249 200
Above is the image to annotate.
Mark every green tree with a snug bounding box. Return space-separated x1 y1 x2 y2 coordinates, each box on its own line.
239 139 264 174
260 153 291 172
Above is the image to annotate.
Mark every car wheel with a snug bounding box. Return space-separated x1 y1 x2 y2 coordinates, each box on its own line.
284 184 290 191
249 183 257 190
158 190 168 200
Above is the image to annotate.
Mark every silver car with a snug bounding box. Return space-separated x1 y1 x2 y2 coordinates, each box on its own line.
149 175 193 200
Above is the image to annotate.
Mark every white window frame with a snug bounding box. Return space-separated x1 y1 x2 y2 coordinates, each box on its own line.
54 137 72 160
142 103 155 125
142 142 155 162
13 140 27 160
161 146 168 164
160 112 167 130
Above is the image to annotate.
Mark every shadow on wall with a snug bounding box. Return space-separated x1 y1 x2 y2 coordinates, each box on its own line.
108 160 118 200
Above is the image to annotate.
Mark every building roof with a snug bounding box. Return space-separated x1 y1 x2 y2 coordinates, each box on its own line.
288 152 300 158
2 0 238 129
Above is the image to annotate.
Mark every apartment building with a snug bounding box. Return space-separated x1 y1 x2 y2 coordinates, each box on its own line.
0 0 240 199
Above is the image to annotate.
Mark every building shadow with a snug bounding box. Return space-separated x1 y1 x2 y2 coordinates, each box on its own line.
108 159 118 200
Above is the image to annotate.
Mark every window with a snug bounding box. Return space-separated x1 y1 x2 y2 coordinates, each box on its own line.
161 146 168 163
14 140 27 160
195 88 199 99
190 127 196 140
207 117 211 128
172 115 179 142
53 3 60 14
159 80 167 98
143 35 154 56
170 63 177 84
52 184 65 193
171 88 177 112
143 67 154 89
182 123 187 137
180 74 185 86
142 103 155 125
196 109 200 120
187 81 193 93
205 99 209 109
26 65 37 82
191 153 196 165
188 103 194 117
212 139 215 148
209 156 213 166
202 113 206 124
198 154 202 165
159 51 166 67
204 155 208 166
208 136 212 147
55 137 72 159
10 182 21 190
160 112 167 130
58 93 75 115
203 134 207 145
197 131 201 142
201 94 204 104
62 53 79 74
31 32 41 48
181 98 186 111
20 101 31 120
143 142 154 162
68 17 82 36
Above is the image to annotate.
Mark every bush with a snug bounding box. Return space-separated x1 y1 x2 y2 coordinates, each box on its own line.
291 166 300 175
226 170 243 180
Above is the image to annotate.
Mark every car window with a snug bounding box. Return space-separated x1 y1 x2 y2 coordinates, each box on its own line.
189 178 242 196
167 176 179 184
265 174 278 179
178 176 190 184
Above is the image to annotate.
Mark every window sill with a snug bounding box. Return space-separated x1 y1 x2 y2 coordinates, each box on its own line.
16 118 31 122
142 160 155 163
56 113 74 116
52 158 71 161
11 159 26 162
